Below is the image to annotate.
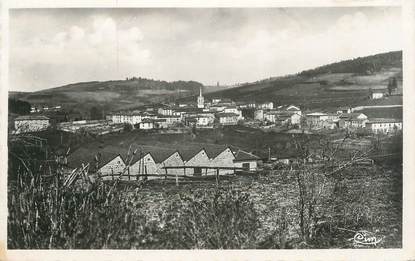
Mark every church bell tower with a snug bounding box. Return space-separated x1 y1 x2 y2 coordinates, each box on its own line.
197 86 204 108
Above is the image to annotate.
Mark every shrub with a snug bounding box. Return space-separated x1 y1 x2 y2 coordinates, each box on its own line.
160 187 260 249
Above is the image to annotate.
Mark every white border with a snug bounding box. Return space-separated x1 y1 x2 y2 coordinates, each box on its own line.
1 0 414 260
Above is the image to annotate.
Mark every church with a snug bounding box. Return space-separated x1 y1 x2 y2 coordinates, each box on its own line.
197 86 204 108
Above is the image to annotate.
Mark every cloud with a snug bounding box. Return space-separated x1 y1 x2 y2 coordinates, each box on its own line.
10 15 151 90
9 8 402 91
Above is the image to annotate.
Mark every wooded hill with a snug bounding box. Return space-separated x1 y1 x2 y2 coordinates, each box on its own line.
11 78 204 115
197 51 402 110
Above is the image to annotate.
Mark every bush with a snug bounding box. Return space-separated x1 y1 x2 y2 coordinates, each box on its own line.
160 188 260 249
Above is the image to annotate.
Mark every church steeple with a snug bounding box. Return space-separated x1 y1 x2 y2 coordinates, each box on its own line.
197 86 204 108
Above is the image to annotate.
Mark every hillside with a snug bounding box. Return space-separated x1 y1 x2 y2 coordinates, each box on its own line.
11 51 402 114
12 78 205 114
195 51 403 110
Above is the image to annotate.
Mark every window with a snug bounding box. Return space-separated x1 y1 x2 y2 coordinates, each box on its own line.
242 163 250 170
194 167 202 176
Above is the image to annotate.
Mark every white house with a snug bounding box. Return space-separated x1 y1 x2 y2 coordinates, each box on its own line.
224 106 244 120
371 91 385 100
233 150 260 171
216 113 239 125
212 98 222 104
277 105 302 116
339 113 368 129
139 119 155 129
258 102 274 110
306 112 329 128
14 115 50 133
111 112 143 125
254 109 264 121
157 107 173 116
365 118 402 134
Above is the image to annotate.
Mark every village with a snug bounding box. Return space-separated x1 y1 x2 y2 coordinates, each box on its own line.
10 81 403 183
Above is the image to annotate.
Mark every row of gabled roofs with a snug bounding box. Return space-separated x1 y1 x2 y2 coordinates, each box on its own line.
67 143 259 169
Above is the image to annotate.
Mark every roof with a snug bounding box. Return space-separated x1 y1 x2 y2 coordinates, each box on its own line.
15 115 50 121
67 142 259 169
233 150 260 161
357 95 402 107
185 117 197 122
67 146 124 169
277 104 300 111
359 107 402 119
216 112 239 117
337 106 351 110
366 118 402 124
127 145 178 164
141 118 154 123
339 113 367 120
306 112 327 117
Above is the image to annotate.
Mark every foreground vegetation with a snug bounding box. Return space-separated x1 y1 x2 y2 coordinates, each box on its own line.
8 131 402 249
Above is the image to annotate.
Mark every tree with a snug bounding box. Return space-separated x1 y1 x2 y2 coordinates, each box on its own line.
387 77 397 95
9 98 31 115
90 106 103 120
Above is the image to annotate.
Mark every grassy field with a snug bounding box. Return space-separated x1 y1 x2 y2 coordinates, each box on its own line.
110 161 401 248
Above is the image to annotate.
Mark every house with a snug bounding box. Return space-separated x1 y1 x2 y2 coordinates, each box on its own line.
365 118 402 134
184 117 198 127
371 91 385 100
111 111 143 125
154 118 169 129
14 115 50 133
209 104 227 112
139 118 155 130
233 150 260 171
157 106 173 116
264 111 276 123
211 98 222 104
216 113 239 126
223 106 244 120
339 113 368 129
254 109 264 121
277 105 302 115
275 111 302 126
258 102 274 110
305 112 329 128
337 106 352 114
157 115 182 127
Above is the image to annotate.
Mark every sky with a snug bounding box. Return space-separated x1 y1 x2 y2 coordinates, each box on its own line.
9 7 402 92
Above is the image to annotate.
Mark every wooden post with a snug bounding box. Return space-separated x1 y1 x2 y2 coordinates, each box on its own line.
112 169 114 180
175 173 179 186
216 168 219 185
128 168 130 181
165 167 168 180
